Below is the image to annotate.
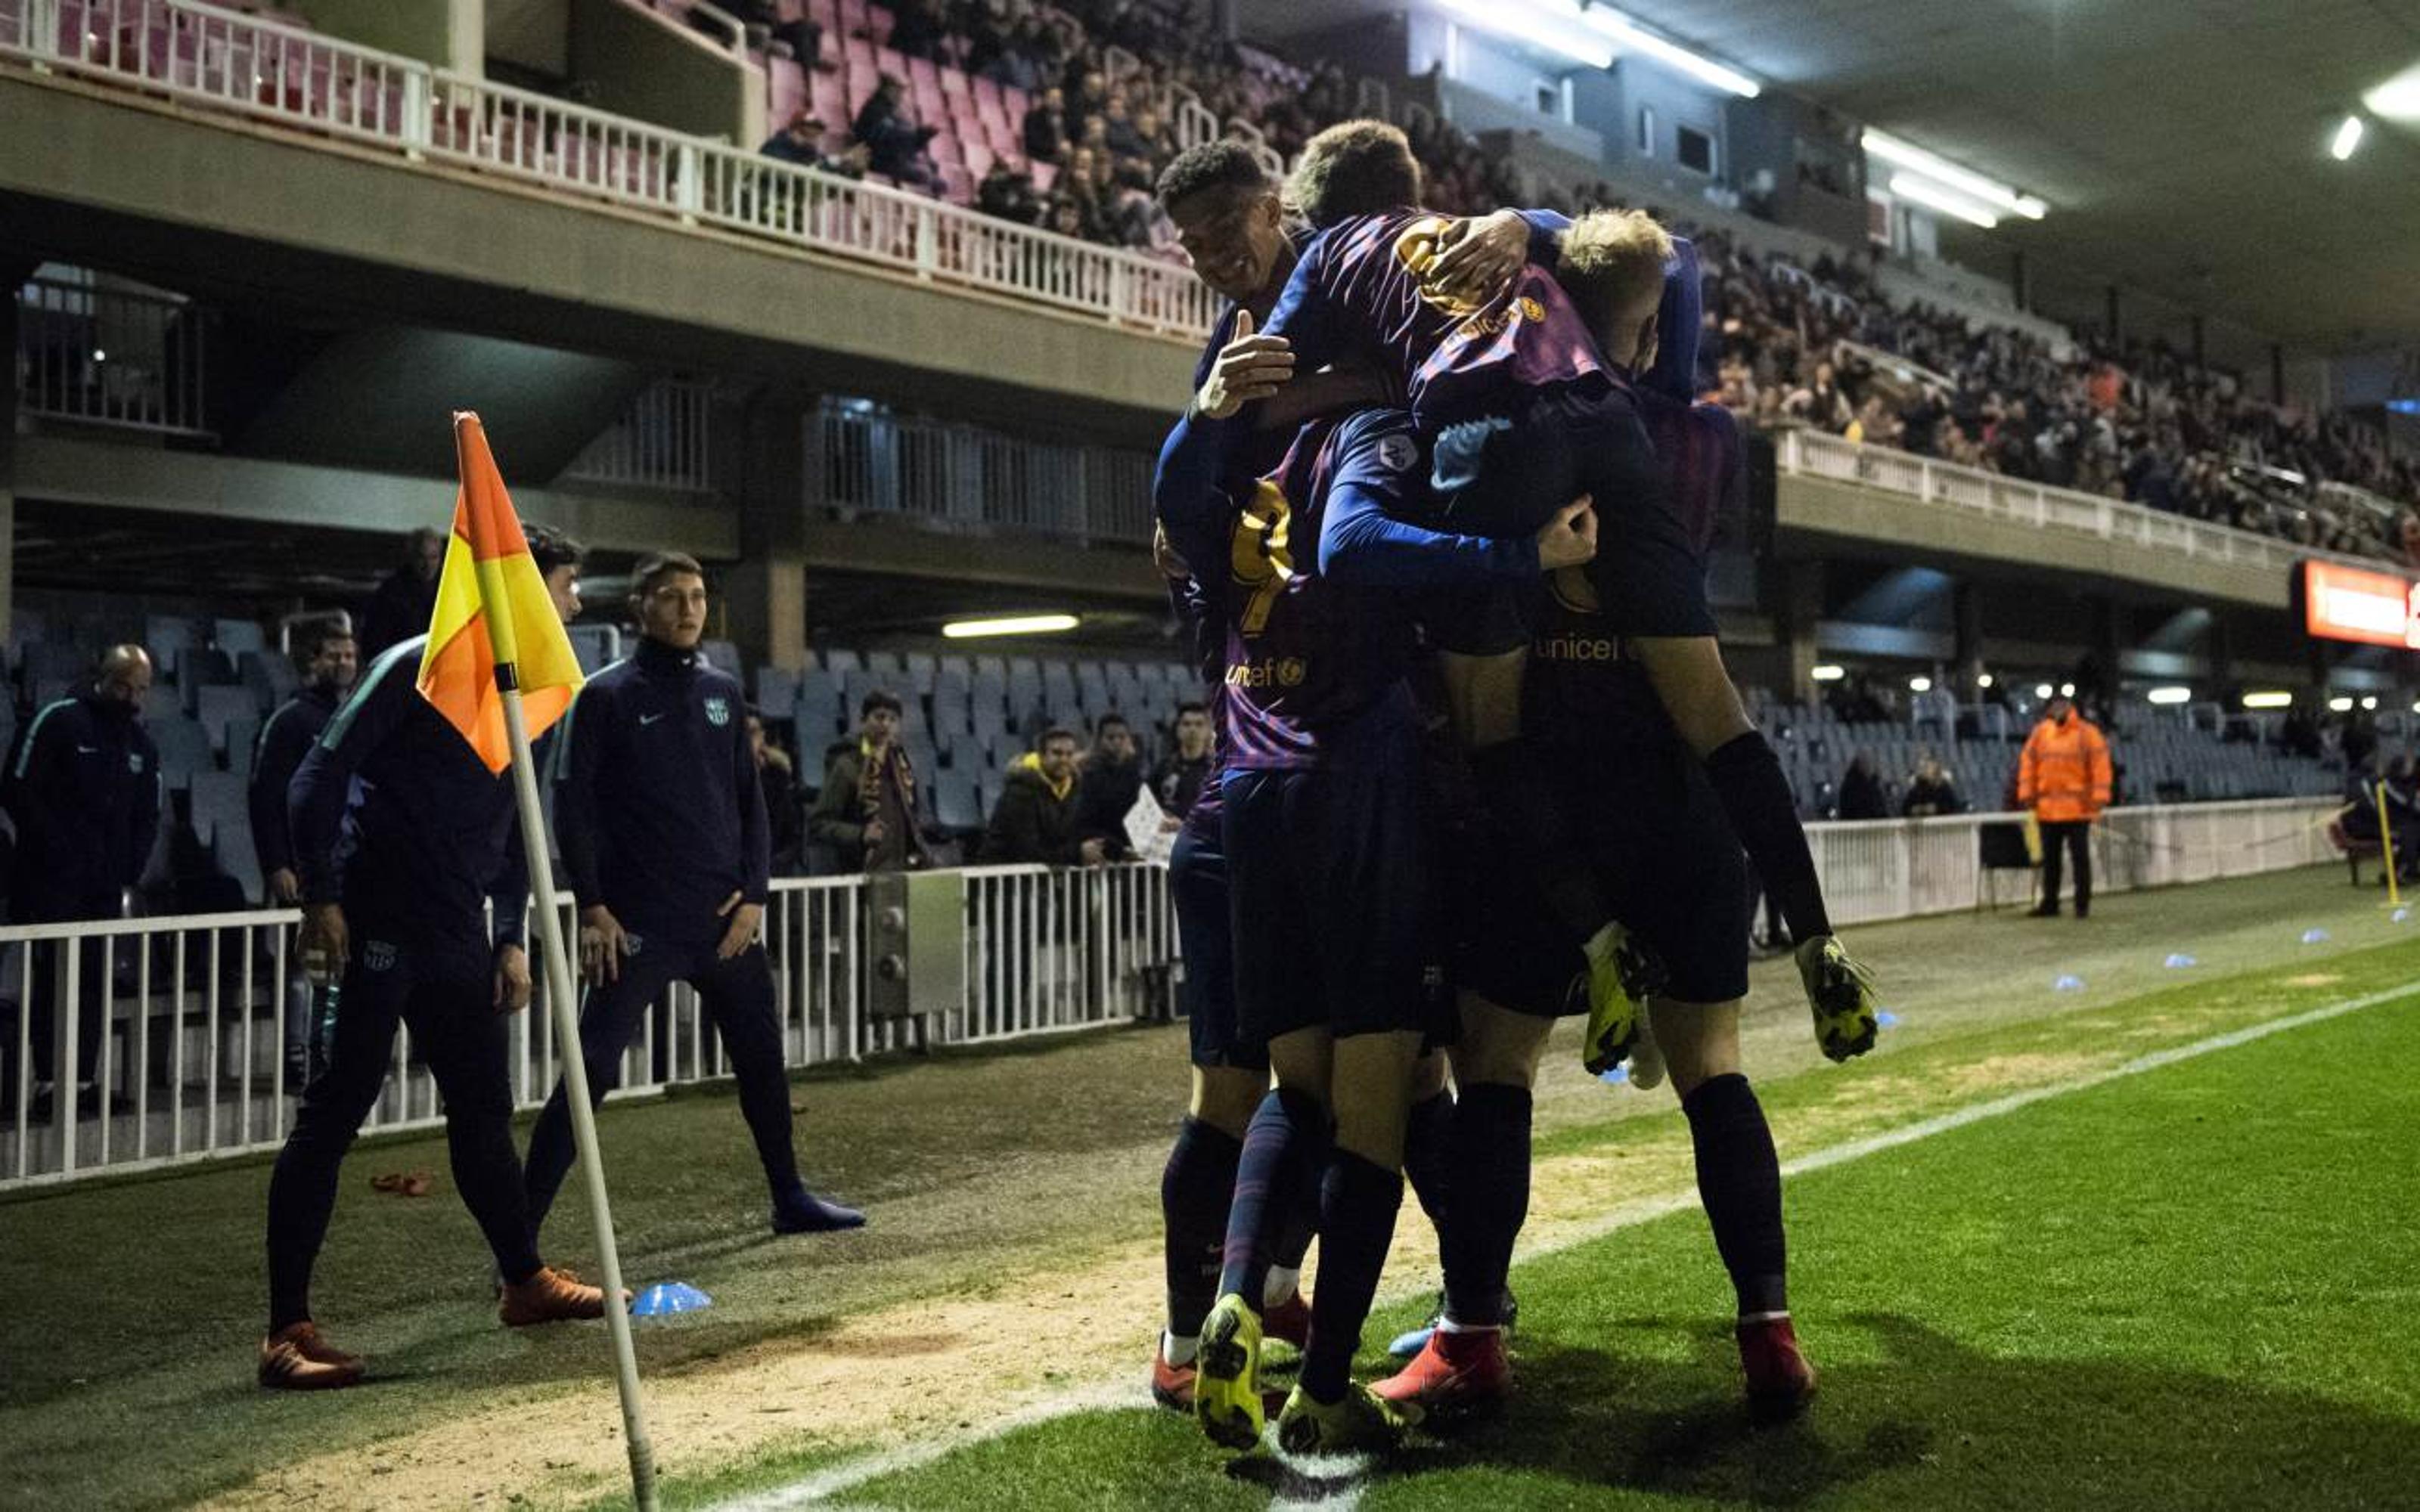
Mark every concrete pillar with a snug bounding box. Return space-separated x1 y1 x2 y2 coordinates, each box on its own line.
2205 616 2232 694
1953 581 1984 686
2190 314 2206 370
0 282 15 638
2089 595 2123 711
1776 558 1823 705
726 386 811 671
290 0 481 74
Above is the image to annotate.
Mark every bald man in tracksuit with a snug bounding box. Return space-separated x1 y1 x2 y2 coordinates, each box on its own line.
523 551 863 1241
259 526 607 1392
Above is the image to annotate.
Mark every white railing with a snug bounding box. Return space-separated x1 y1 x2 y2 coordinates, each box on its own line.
811 397 1155 544
1 0 1218 340
1806 796 2340 925
15 274 209 435
0 866 1177 1189
1775 429 2381 578
560 377 715 492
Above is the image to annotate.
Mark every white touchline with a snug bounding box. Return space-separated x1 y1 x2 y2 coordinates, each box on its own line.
725 978 2420 1510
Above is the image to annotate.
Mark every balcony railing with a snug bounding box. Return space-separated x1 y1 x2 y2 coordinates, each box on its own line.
1774 429 2381 578
560 378 715 492
811 398 1153 545
15 274 209 435
1 0 1219 341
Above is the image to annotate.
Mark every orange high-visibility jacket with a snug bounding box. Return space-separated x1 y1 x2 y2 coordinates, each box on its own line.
2018 714 2113 823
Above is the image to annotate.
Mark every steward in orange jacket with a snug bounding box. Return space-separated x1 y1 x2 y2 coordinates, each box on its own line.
2018 699 2112 823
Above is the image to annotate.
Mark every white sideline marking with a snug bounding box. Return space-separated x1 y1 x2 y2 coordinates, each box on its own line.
726 979 2420 1510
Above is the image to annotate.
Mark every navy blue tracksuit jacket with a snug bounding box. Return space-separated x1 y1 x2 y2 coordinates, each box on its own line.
250 683 340 880
5 692 162 919
287 636 529 947
553 637 769 945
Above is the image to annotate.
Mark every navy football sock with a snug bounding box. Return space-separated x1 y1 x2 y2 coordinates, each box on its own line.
1705 733 1832 942
1440 1083 1531 1327
1218 1089 1328 1308
1467 739 1606 945
1682 1073 1788 1316
1301 1148 1404 1402
1401 1089 1456 1235
1162 1118 1243 1340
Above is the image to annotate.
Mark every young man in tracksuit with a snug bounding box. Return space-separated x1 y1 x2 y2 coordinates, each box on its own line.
525 551 863 1240
250 617 357 1085
259 526 607 1392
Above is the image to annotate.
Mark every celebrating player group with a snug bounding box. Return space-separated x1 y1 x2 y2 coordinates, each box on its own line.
1143 121 1881 1453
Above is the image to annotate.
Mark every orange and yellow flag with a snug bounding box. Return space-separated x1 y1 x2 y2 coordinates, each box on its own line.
417 412 585 773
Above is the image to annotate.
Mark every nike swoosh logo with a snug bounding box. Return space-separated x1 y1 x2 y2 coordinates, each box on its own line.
640 713 666 726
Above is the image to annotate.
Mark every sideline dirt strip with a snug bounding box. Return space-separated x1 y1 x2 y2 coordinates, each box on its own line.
734 978 2420 1510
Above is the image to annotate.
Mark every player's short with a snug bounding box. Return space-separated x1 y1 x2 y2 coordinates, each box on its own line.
1459 719 1749 1013
1222 713 1430 1046
1171 788 1266 1071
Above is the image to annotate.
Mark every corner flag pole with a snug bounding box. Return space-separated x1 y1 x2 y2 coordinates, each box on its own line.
2378 784 2402 909
498 670 660 1511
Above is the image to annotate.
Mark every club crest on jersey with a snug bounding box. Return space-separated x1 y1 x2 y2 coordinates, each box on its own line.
624 933 644 958
705 696 731 727
127 752 144 774
364 940 398 973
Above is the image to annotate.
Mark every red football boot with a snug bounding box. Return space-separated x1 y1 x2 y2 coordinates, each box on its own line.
1737 1315 1817 1421
1372 1326 1512 1414
1150 1343 1197 1412
1261 1288 1312 1349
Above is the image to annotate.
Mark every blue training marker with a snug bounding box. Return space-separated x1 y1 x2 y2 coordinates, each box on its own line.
1387 1325 1435 1359
1876 1010 1900 1028
1599 1065 1629 1085
631 1281 712 1318
2164 953 2197 969
2302 928 2331 945
2052 974 2086 993
2394 908 2412 925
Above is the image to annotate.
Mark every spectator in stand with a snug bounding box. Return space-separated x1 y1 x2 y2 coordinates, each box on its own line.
251 617 358 1085
1044 195 1088 240
3 646 161 1114
1102 88 1150 166
1022 85 1070 164
1072 711 1143 861
1150 701 1215 817
852 76 942 191
1060 146 1110 240
357 528 443 659
809 690 931 872
746 708 805 876
885 0 948 60
1900 754 1965 818
759 112 867 179
1834 751 1889 820
978 158 1041 225
734 0 824 70
983 727 1088 864
2019 693 2112 919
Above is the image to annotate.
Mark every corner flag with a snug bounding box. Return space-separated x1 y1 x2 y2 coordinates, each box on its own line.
417 414 585 771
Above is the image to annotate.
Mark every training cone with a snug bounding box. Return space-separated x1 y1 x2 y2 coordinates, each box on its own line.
1598 1065 1629 1086
2301 928 2331 945
1388 1325 1435 1359
2164 953 2197 969
2394 908 2411 924
1876 1010 1900 1028
631 1282 712 1318
2052 974 2085 993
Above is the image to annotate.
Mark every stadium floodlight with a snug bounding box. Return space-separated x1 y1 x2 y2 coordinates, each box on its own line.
1574 4 1761 97
1436 0 1613 69
2034 683 2055 699
2060 683 2076 698
1864 131 2048 218
1908 676 1933 692
1888 174 2000 230
2242 691 2294 709
2146 686 2192 705
2366 64 2420 122
2329 696 2356 712
1810 664 1846 682
2363 696 2381 711
2330 115 2366 161
1976 673 1995 689
92 349 107 362
942 613 1080 639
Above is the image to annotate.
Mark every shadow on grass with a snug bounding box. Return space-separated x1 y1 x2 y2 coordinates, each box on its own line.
1337 1312 2420 1509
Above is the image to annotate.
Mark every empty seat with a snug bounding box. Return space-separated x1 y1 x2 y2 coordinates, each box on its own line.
701 639 743 676
213 618 267 657
755 666 801 720
195 684 258 754
151 717 214 789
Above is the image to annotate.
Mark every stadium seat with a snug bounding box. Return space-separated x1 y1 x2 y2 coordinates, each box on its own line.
755 666 801 720
150 716 214 790
195 685 256 754
701 639 743 676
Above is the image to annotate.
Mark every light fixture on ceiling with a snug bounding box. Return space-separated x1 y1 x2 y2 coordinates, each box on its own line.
2330 114 2366 161
1888 173 2001 230
2241 691 2294 710
1908 676 1933 692
1810 664 1846 682
1976 673 1995 689
2363 64 2420 123
2328 696 2355 713
941 613 1080 639
1863 130 2048 218
2363 695 2381 711
1436 0 1611 68
2034 683 2055 700
1574 3 1761 97
2060 683 2076 698
2145 686 2193 705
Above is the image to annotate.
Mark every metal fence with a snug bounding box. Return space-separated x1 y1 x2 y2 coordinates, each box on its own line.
559 379 715 493
0 866 1173 1189
2 0 1218 341
811 398 1156 544
1775 429 2378 578
0 801 2338 1191
14 274 209 435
